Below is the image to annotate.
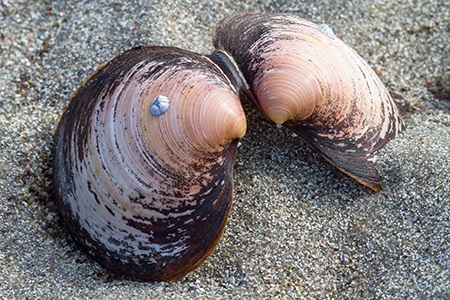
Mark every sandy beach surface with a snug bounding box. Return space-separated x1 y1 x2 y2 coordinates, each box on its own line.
1 0 449 298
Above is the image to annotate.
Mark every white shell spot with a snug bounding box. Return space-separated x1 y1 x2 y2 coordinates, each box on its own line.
367 155 378 163
318 24 335 39
150 95 170 117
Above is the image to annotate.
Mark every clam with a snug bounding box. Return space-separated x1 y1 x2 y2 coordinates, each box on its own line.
213 13 403 191
53 13 402 281
53 46 247 281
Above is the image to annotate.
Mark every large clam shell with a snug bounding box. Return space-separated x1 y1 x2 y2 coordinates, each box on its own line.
213 13 403 191
53 46 246 281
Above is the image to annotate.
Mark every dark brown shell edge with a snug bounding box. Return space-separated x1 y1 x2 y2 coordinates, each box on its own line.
212 12 404 191
53 46 239 281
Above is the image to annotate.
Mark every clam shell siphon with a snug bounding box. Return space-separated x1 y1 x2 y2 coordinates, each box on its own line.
53 46 246 281
213 13 403 191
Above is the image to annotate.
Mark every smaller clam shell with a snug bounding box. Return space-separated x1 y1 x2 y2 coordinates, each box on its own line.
53 46 246 281
213 13 403 190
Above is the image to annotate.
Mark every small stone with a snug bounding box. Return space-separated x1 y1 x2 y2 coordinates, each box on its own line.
150 95 170 117
318 24 335 39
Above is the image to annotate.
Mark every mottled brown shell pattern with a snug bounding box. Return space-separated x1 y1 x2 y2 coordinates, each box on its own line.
213 13 403 191
53 46 246 281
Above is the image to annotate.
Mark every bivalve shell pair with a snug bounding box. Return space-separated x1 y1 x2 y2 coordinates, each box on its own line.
53 13 403 281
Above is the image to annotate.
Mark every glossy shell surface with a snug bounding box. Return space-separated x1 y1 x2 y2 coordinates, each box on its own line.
213 13 403 190
53 46 246 281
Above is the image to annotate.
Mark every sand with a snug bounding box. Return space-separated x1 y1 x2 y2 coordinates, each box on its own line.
1 0 449 298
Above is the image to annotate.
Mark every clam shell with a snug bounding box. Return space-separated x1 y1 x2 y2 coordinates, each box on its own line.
213 13 403 191
53 46 246 281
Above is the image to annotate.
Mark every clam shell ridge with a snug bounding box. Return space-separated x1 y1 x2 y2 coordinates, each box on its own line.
53 46 246 281
213 13 403 191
